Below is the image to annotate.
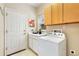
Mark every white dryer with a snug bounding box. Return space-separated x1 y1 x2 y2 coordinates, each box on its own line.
38 29 66 56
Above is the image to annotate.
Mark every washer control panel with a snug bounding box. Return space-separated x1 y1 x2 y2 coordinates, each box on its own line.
52 29 65 38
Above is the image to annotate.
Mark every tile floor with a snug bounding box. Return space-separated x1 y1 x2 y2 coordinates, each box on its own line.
11 49 36 56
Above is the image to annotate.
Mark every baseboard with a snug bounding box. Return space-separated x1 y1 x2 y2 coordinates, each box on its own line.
7 49 26 56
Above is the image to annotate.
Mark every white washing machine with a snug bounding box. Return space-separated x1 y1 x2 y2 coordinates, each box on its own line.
38 29 66 56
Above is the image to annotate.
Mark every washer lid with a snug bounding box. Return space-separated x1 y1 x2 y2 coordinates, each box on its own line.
39 35 65 43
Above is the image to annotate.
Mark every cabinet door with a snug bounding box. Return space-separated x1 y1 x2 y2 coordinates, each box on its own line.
32 37 39 54
29 35 33 49
44 4 52 25
52 4 62 24
64 4 79 23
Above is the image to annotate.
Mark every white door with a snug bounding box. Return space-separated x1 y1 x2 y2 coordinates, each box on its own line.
5 8 26 55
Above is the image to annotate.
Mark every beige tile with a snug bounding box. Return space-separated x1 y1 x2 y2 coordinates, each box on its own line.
11 49 36 56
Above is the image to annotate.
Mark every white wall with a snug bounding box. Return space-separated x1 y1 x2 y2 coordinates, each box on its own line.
37 3 50 15
0 3 4 56
36 3 51 30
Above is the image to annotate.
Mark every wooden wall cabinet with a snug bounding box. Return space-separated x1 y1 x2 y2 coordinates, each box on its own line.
52 4 62 24
44 3 79 25
44 4 62 25
63 4 79 23
44 4 52 25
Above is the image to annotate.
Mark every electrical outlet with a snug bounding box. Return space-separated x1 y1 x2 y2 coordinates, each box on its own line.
70 50 75 55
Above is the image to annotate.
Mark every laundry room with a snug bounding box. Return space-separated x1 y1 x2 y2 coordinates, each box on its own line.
0 3 79 56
